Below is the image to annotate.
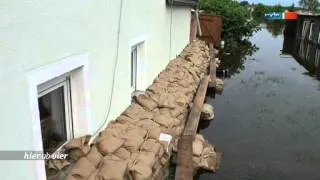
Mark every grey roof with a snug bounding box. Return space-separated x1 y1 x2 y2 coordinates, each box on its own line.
166 0 198 7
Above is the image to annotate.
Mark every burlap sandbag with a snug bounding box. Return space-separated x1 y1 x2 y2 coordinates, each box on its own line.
153 114 180 128
67 157 96 180
128 152 156 180
192 136 221 173
47 159 70 171
123 104 153 122
116 115 137 125
86 169 98 180
97 155 128 180
135 94 158 111
174 95 190 107
170 108 184 118
198 151 222 172
121 125 147 152
97 134 124 155
216 78 224 94
192 136 204 156
140 139 162 157
157 93 176 109
99 122 128 138
113 147 131 160
64 135 91 150
64 135 91 160
201 104 215 120
135 119 160 129
85 146 103 167
146 82 168 96
146 126 162 140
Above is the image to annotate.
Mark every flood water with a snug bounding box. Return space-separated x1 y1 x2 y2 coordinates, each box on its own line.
200 25 320 179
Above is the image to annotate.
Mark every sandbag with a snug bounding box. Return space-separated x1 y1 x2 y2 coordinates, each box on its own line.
192 136 221 172
146 127 162 140
135 94 158 111
192 135 204 156
157 93 176 109
153 114 180 128
64 135 91 159
135 119 159 129
216 78 224 94
87 169 98 180
97 134 124 155
113 147 131 160
97 155 128 180
122 125 147 152
47 159 70 171
85 146 103 167
201 104 215 120
128 152 156 180
64 135 91 150
123 104 153 122
68 157 96 179
140 139 162 157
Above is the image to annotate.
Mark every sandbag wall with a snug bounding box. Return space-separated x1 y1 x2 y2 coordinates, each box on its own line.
63 40 210 180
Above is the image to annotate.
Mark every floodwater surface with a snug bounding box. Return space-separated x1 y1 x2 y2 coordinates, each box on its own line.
200 27 320 180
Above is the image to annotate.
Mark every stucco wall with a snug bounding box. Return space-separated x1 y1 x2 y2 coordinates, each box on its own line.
0 0 190 179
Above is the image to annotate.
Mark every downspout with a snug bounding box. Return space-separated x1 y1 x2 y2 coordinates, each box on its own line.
88 0 124 145
195 9 202 37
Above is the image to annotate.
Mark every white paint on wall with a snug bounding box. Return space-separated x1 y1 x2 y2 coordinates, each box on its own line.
0 0 191 179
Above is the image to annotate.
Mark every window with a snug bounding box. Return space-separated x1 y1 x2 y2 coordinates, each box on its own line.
28 53 91 180
131 45 138 91
37 74 73 153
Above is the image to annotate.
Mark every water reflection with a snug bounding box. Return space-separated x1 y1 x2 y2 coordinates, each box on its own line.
265 21 285 38
220 40 258 76
282 30 320 80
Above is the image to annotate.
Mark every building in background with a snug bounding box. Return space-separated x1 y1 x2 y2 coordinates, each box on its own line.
0 0 198 179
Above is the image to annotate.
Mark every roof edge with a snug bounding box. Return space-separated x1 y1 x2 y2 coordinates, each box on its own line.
166 0 198 7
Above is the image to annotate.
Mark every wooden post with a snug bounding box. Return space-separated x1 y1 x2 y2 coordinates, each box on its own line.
175 75 210 180
207 43 216 98
190 11 197 43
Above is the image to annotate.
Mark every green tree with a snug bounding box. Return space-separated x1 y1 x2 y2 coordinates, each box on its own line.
299 0 320 12
200 0 260 42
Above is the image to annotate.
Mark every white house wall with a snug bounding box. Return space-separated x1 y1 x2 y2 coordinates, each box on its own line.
0 0 190 179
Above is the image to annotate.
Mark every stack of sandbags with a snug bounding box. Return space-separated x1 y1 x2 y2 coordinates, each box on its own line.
192 135 222 173
62 40 210 180
172 134 222 174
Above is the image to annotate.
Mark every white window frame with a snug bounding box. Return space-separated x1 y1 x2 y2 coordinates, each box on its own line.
129 35 147 93
27 53 91 180
131 45 138 91
38 74 73 142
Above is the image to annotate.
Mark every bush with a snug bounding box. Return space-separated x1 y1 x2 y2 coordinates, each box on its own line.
200 0 260 42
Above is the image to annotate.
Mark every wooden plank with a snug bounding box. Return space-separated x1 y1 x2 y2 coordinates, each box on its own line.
207 43 216 98
174 135 193 180
209 46 217 87
183 75 210 136
175 75 210 180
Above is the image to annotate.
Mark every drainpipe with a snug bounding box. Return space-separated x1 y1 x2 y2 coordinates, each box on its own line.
195 9 202 37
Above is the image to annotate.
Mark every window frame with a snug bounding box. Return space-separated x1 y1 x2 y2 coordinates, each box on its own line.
37 74 74 144
27 53 91 180
128 34 147 94
131 45 138 90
